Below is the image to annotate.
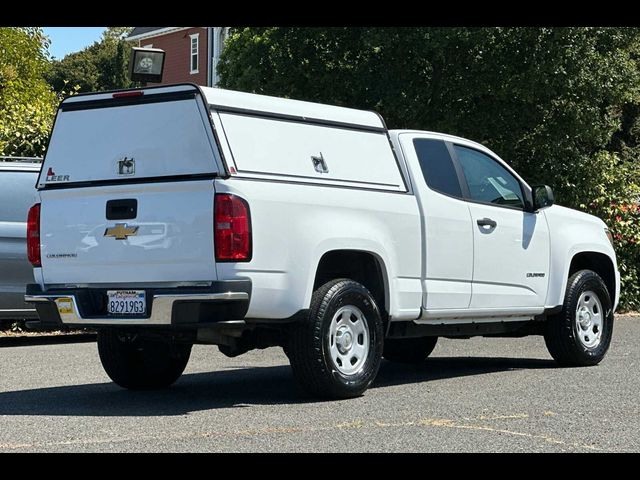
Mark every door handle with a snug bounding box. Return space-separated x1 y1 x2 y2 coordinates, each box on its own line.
106 199 137 220
477 218 497 228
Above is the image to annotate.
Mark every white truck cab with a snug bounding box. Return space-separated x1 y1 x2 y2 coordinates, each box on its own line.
26 84 619 398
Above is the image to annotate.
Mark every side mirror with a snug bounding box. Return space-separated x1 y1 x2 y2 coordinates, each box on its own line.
532 185 554 210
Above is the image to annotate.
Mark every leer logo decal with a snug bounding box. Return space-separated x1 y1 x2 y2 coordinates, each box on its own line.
104 223 139 240
45 167 70 182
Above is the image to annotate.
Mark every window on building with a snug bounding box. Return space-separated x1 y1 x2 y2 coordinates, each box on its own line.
143 44 153 48
190 33 199 74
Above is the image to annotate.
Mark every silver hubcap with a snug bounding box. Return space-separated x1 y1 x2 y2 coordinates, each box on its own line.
575 290 603 349
329 305 369 375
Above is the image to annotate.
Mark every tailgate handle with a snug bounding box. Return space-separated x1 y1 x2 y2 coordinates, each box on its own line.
106 199 137 220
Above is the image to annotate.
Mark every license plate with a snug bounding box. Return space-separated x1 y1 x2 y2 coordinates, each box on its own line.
107 290 146 316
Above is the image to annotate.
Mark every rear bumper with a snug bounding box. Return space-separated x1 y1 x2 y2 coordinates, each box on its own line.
24 281 251 328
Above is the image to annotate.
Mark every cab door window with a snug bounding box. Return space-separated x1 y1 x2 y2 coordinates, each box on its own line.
453 145 525 209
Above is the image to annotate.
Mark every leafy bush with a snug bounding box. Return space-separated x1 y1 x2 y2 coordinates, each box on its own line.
45 27 134 94
578 151 640 310
0 27 58 157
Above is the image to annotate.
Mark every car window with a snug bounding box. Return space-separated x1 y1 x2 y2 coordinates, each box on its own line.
454 145 524 209
413 139 462 198
0 171 38 222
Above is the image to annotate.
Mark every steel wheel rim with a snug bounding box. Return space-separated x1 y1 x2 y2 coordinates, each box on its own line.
328 305 370 375
575 290 604 349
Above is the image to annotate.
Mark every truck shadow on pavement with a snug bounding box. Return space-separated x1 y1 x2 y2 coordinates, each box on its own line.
0 356 556 417
373 356 555 388
0 334 96 348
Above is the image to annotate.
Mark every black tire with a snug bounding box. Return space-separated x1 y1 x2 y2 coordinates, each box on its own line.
97 329 192 390
282 344 291 360
288 279 384 399
544 269 614 367
383 336 438 364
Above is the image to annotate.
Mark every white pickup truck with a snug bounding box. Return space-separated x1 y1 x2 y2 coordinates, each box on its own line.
26 84 619 399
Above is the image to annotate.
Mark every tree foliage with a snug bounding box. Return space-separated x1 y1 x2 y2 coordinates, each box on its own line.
45 27 134 94
0 27 58 157
219 27 640 310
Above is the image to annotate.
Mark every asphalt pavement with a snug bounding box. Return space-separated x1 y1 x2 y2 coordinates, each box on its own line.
0 316 638 452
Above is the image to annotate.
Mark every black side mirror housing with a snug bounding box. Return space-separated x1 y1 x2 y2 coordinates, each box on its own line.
532 185 554 210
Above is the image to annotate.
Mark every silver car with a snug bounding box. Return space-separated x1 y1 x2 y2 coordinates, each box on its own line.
0 158 40 320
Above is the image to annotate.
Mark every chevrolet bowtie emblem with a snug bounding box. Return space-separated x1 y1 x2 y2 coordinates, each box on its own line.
104 223 139 240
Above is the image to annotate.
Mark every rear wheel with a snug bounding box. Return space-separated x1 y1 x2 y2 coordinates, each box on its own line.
97 329 192 390
288 279 384 399
544 270 614 367
383 336 438 364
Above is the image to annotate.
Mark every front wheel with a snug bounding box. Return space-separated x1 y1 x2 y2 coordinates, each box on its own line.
97 329 192 390
288 279 384 399
544 269 614 367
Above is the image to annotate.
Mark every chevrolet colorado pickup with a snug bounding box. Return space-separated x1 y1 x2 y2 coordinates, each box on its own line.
26 84 618 398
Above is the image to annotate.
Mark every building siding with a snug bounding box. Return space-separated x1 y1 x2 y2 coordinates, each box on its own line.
137 27 208 86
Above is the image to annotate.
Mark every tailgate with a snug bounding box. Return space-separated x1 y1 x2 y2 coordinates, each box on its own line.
40 181 216 285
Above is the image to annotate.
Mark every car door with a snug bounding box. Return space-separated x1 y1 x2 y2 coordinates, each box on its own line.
400 135 473 310
451 144 550 310
0 167 39 317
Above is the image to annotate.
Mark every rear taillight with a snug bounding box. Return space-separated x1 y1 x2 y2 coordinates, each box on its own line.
27 203 41 267
214 194 252 262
